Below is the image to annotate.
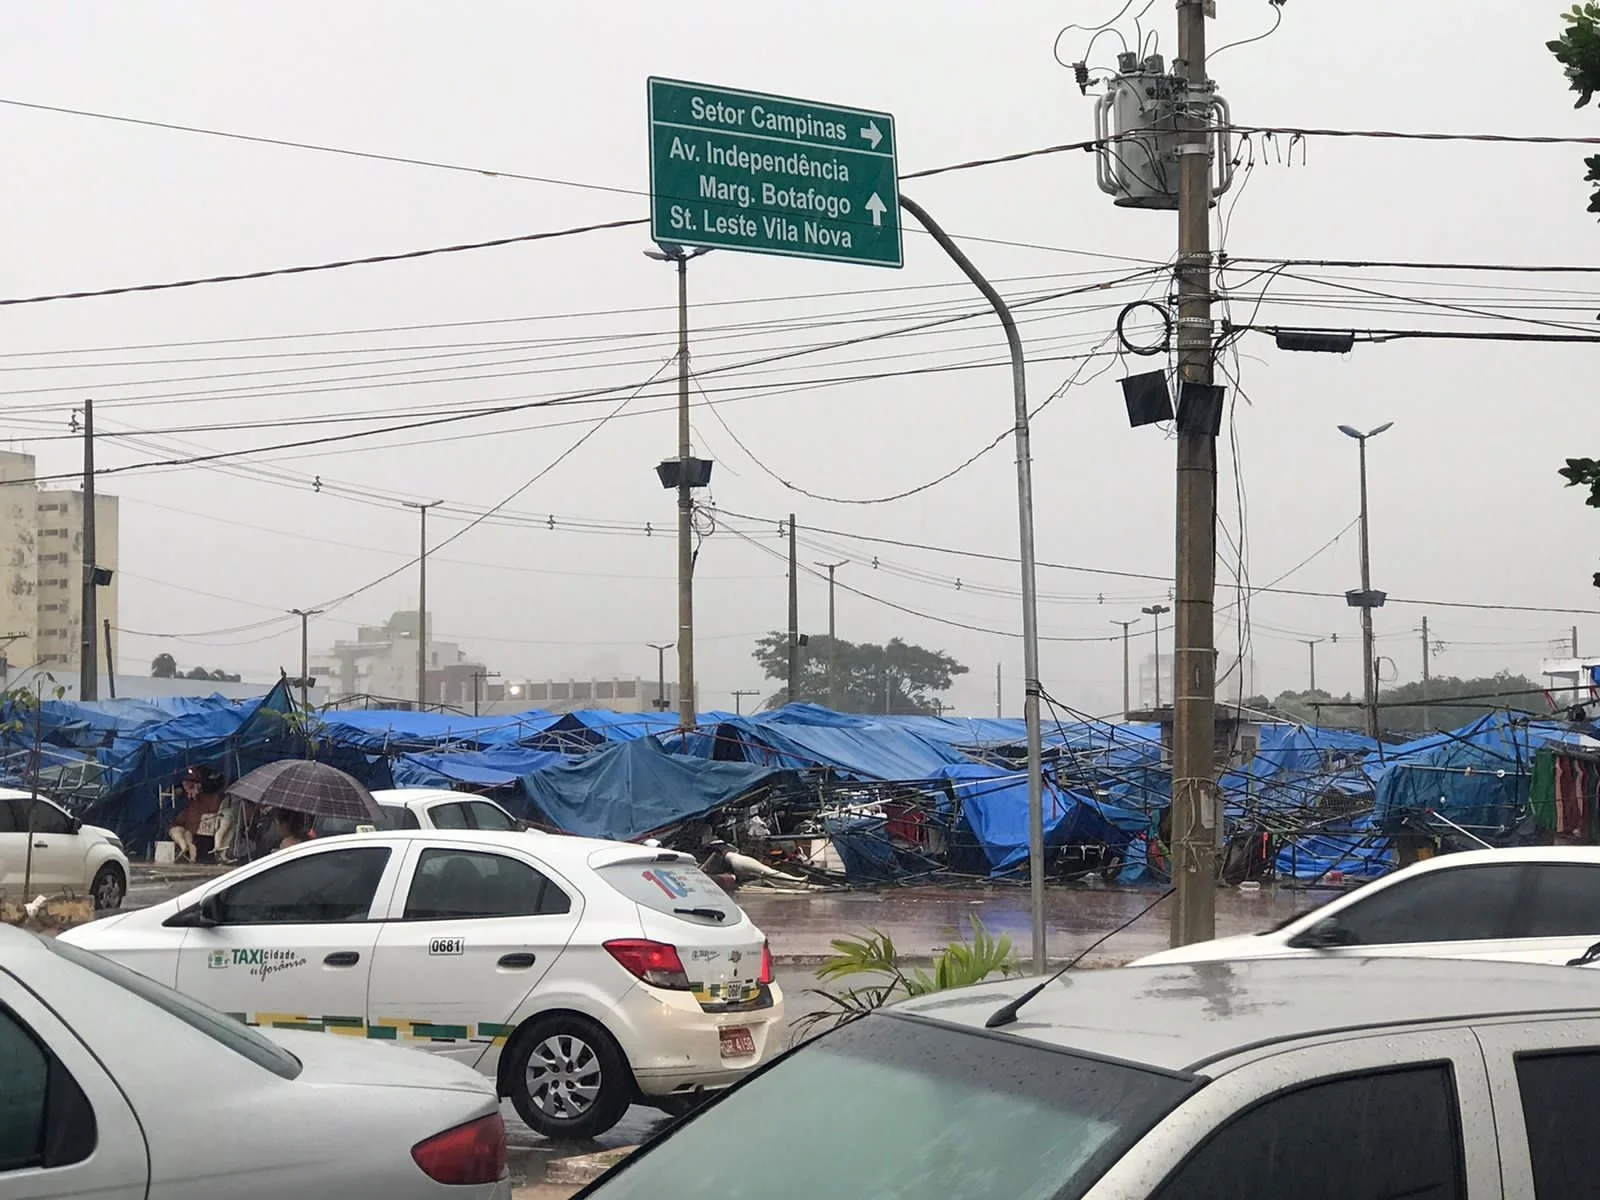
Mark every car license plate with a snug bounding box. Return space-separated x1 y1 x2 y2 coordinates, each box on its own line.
719 1027 756 1059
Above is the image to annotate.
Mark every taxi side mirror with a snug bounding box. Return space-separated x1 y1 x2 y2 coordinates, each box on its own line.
165 894 223 929
1287 916 1357 950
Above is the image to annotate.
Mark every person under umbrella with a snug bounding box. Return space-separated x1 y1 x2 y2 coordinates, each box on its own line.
225 760 383 856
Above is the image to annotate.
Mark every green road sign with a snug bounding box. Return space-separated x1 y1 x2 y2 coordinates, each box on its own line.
648 77 901 268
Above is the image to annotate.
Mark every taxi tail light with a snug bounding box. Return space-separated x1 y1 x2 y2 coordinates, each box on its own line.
605 938 691 990
411 1113 506 1186
759 940 774 985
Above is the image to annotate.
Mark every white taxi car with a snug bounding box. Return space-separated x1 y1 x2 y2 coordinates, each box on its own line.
0 787 129 910
60 829 783 1139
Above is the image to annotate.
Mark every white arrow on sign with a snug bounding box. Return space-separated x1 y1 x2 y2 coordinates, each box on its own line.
860 120 883 150
865 193 887 227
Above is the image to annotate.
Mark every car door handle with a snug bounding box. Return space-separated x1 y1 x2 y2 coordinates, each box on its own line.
497 953 537 969
324 951 360 967
33 841 47 849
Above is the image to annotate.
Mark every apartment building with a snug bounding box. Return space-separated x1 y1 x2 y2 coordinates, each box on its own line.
0 451 119 680
311 610 490 707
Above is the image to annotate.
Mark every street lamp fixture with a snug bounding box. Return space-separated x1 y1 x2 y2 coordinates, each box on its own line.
1339 421 1393 738
1141 604 1171 710
647 642 675 712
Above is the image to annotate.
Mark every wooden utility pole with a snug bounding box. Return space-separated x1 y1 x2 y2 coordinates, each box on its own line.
1420 616 1431 732
816 560 846 709
102 619 116 698
402 500 442 709
291 608 323 715
1111 619 1139 719
1300 637 1322 694
786 514 799 705
1170 0 1219 947
79 398 98 700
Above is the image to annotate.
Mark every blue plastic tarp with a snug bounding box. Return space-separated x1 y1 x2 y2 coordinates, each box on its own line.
396 746 568 788
949 766 1147 877
317 710 559 752
1372 714 1579 835
1274 815 1394 881
522 736 789 842
667 706 972 781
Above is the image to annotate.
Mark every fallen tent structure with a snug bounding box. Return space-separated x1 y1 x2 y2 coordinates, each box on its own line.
11 683 1590 892
521 736 791 842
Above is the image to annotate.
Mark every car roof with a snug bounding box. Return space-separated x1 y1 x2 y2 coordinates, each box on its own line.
893 957 1600 1073
316 826 688 868
1378 845 1600 874
368 788 508 811
0 923 52 956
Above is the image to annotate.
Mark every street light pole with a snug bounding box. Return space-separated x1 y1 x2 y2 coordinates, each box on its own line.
897 192 1046 976
647 643 674 713
816 560 847 710
1339 422 1393 739
646 244 711 730
402 500 443 710
1111 618 1140 719
1142 605 1170 709
290 608 323 715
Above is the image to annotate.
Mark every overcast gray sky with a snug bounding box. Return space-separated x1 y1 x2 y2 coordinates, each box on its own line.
0 1 1593 718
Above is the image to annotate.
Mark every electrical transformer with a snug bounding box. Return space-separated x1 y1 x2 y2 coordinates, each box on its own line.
1093 52 1234 210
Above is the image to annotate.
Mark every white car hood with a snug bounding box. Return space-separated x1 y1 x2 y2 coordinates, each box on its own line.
265 1028 496 1096
1132 933 1287 966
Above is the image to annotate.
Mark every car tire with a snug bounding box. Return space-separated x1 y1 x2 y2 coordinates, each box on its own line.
90 864 125 911
507 1014 632 1140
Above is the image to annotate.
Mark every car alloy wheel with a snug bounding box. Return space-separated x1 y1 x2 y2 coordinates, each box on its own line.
90 865 125 911
507 1014 632 1139
526 1033 603 1119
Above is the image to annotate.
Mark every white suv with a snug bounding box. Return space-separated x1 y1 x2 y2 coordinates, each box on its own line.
61 828 783 1138
0 788 128 911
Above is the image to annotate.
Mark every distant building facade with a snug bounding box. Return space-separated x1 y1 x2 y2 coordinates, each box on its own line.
0 451 119 683
311 610 491 707
492 677 681 715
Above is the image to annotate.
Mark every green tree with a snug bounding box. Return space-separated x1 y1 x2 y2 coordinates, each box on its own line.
750 633 967 714
150 653 177 678
1550 4 1600 210
1271 673 1547 734
1560 458 1600 587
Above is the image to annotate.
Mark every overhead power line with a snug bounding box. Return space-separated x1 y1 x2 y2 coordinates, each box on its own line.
1219 124 1600 147
709 507 1600 619
0 218 650 308
1224 256 1600 276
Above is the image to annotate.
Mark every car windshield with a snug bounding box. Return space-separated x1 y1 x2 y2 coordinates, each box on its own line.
585 1013 1194 1200
46 937 301 1080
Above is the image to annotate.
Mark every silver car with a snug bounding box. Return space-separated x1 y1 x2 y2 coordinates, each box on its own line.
578 956 1600 1198
0 925 510 1198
